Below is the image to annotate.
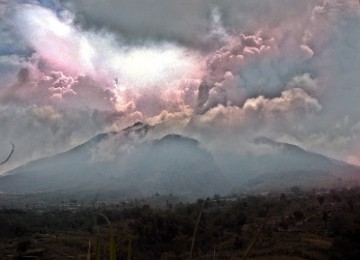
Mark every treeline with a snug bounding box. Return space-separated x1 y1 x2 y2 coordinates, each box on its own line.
1 187 360 259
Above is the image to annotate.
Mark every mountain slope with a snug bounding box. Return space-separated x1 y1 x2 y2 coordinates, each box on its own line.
2 123 359 201
0 123 229 199
218 137 360 191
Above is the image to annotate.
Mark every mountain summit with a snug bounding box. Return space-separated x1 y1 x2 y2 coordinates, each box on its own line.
0 124 229 200
218 137 360 191
1 123 359 202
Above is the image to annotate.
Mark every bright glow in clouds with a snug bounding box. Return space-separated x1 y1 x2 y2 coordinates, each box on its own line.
120 47 199 87
13 4 202 88
2 0 360 170
14 5 95 75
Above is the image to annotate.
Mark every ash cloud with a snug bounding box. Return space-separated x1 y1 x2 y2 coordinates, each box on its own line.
66 0 317 50
1 0 360 170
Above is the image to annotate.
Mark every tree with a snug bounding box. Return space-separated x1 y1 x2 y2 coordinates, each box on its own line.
293 210 304 222
17 239 30 254
347 200 354 212
280 193 287 201
322 211 328 228
317 196 325 205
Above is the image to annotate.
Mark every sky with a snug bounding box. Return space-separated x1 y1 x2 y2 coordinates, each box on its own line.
1 0 360 172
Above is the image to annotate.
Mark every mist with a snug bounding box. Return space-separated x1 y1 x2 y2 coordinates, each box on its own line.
2 2 360 259
0 0 360 175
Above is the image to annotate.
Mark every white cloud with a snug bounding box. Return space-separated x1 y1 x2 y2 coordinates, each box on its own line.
1 0 360 167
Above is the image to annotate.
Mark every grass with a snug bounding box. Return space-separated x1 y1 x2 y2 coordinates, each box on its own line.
98 212 117 260
189 199 205 260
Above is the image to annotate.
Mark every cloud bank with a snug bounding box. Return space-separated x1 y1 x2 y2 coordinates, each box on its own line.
1 0 360 172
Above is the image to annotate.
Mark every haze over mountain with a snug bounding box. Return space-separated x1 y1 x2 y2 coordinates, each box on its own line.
1 0 360 173
1 1 360 203
218 137 360 192
1 123 359 202
0 123 229 200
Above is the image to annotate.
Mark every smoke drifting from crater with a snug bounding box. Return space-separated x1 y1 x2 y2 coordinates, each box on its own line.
1 0 360 172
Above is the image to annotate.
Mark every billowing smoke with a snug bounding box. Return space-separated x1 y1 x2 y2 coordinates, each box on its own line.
1 0 360 173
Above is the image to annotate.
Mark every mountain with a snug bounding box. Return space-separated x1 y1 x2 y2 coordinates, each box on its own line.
0 123 229 200
1 122 359 203
217 137 360 191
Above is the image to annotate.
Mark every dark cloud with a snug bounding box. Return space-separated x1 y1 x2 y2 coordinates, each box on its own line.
66 0 317 50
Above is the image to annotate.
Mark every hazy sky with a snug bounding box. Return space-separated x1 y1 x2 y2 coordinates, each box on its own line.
1 0 360 172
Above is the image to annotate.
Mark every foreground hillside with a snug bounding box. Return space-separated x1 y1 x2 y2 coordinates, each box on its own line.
1 187 359 259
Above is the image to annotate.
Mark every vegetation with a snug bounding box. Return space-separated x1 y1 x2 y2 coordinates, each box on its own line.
0 187 360 259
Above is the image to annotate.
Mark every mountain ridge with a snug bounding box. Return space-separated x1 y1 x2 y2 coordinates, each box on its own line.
0 123 229 200
1 123 359 202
